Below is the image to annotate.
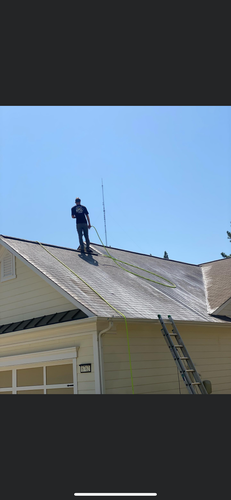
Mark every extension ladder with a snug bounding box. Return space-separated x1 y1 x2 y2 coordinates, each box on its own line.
158 314 208 394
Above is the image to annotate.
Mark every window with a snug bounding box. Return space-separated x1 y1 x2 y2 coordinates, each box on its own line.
0 347 78 394
0 251 16 282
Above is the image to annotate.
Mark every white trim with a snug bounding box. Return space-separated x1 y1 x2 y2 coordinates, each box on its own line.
15 383 73 391
73 357 78 394
96 316 231 326
0 347 79 368
92 332 101 394
98 317 231 327
0 358 77 371
0 350 78 394
43 365 47 394
0 334 85 352
12 369 16 393
0 238 94 317
0 311 97 345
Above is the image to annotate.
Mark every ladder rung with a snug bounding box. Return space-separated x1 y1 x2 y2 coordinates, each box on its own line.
158 315 208 395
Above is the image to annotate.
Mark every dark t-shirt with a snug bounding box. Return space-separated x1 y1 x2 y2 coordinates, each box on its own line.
71 204 89 224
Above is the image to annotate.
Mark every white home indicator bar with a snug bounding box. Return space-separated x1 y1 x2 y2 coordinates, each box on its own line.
74 494 157 497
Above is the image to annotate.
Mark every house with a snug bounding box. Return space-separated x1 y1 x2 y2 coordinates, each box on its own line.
0 234 231 394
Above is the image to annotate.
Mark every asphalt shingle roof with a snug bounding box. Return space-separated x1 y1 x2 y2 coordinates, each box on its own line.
200 258 231 313
1 235 231 323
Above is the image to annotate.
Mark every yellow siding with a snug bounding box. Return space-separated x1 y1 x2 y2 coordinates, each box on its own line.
77 337 96 394
102 321 231 394
0 257 75 324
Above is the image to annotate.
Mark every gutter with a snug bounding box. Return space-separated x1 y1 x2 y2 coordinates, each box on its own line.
98 320 114 394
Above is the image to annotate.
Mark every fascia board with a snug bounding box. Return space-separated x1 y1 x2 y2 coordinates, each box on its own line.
0 316 98 341
0 346 80 368
96 316 231 328
0 318 98 353
0 238 95 318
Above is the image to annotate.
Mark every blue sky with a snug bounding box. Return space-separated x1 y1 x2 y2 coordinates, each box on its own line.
0 106 230 264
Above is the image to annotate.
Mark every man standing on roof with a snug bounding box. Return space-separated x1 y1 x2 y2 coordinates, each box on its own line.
71 197 92 254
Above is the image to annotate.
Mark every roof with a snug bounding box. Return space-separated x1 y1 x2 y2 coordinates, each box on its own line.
1 234 231 324
0 309 87 335
200 258 231 314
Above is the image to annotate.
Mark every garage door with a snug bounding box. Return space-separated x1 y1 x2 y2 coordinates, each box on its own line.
0 347 78 394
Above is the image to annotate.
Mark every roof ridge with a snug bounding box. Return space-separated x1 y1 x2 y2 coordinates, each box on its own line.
0 235 80 254
199 257 231 265
1 234 228 267
91 242 199 266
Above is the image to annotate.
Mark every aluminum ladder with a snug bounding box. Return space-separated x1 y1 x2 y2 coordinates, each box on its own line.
158 314 208 394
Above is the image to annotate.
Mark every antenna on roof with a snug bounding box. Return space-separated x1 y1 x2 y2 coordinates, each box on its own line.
101 178 108 247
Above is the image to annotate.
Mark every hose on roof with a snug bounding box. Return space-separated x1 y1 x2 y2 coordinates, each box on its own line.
92 225 176 289
37 227 176 395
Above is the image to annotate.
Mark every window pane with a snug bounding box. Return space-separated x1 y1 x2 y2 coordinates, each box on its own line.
17 367 43 387
0 370 12 388
46 364 73 385
46 388 74 395
17 389 44 394
0 391 12 394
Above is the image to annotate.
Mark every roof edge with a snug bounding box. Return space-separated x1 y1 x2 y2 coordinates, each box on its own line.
212 297 231 316
96 316 231 326
0 234 79 254
200 257 231 265
0 237 96 318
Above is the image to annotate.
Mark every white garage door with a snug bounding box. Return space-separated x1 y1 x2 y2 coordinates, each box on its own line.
0 348 78 394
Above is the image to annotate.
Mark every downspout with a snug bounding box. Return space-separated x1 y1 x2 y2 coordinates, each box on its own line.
98 320 114 394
